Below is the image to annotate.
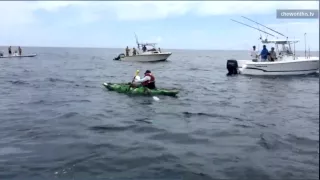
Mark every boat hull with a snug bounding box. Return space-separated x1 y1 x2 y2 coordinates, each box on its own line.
117 52 172 62
239 59 319 75
103 83 179 97
0 54 37 58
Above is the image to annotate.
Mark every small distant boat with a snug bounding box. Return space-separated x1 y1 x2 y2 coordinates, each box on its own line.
0 53 37 59
113 34 172 62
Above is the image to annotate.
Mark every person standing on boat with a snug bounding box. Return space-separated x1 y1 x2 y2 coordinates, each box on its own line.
269 47 277 61
0 50 4 57
132 48 137 56
142 45 147 52
259 45 269 62
250 46 258 62
125 46 130 56
8 46 12 56
134 70 156 89
18 46 22 56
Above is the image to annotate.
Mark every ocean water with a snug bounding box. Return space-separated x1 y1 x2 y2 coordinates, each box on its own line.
0 47 319 180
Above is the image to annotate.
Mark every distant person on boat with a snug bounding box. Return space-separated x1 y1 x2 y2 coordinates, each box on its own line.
125 46 130 56
260 45 269 62
0 50 3 57
158 47 161 53
142 45 147 52
13 50 18 56
18 46 22 56
134 70 156 89
132 48 137 56
8 46 12 56
269 47 277 61
250 46 258 61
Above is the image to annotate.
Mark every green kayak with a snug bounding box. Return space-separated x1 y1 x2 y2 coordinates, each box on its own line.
103 83 179 97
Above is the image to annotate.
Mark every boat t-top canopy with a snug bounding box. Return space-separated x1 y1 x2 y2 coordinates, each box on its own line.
138 43 157 47
261 39 299 44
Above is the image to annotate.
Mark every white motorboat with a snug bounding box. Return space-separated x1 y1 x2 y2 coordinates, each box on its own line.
0 53 37 59
226 17 319 76
113 35 172 62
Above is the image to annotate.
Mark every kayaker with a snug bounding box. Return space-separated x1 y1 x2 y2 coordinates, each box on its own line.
134 70 156 89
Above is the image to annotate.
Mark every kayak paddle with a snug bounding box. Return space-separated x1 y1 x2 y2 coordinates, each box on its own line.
132 70 140 83
153 96 160 101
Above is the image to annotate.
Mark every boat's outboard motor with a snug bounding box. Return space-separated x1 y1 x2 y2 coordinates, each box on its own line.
226 59 239 76
113 53 125 60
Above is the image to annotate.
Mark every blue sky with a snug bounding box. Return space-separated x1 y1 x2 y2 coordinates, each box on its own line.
0 1 318 50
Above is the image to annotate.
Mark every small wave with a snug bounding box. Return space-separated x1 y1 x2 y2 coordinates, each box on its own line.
148 131 210 145
112 153 180 168
132 124 166 133
74 84 97 89
30 100 45 105
29 99 90 105
70 68 95 71
182 112 231 120
258 133 286 150
189 67 200 71
254 122 269 128
89 124 137 133
47 77 74 84
288 105 308 109
93 113 109 119
91 56 105 60
285 134 319 146
0 147 30 156
8 80 28 85
183 112 214 118
233 123 253 128
57 112 79 119
135 118 152 124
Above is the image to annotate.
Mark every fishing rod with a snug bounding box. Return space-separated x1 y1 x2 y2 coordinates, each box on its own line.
134 32 140 50
256 22 262 39
304 33 307 58
231 19 276 37
255 22 263 51
241 16 287 38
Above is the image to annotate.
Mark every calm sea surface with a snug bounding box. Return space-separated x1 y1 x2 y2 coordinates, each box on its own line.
0 47 319 179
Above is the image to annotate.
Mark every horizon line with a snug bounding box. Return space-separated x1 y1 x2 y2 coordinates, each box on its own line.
0 45 318 52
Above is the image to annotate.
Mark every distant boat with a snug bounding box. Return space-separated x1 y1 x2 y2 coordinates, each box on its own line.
113 34 172 62
0 53 37 59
